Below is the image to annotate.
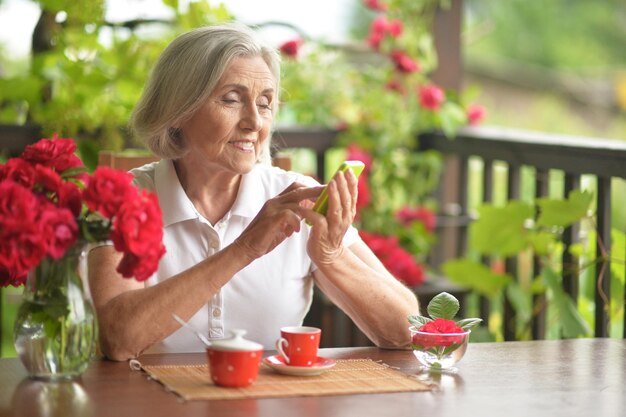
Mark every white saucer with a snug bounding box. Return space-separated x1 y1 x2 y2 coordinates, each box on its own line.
263 355 337 376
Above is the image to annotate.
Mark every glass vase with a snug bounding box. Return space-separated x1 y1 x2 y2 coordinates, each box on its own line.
13 244 96 379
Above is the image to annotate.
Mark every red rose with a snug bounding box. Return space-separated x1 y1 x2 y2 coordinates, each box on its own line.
34 165 63 194
385 247 425 286
367 31 384 49
0 158 37 187
419 318 464 334
390 50 420 73
396 206 436 233
279 39 303 58
359 231 425 286
83 167 138 219
21 134 83 173
364 0 387 12
419 84 445 110
110 190 165 280
367 16 389 49
39 203 79 259
467 103 486 125
0 181 48 285
387 19 403 37
57 181 83 217
413 318 466 349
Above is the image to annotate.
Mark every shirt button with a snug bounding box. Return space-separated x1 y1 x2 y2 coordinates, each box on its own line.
212 308 222 318
210 241 219 250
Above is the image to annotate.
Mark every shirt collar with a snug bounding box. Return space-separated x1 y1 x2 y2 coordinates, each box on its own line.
155 159 198 227
231 165 267 219
156 161 268 226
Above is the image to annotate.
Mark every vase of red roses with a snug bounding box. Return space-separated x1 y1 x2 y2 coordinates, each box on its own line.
408 292 482 371
1 135 165 379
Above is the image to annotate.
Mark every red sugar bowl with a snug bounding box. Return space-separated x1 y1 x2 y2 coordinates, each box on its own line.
206 329 263 388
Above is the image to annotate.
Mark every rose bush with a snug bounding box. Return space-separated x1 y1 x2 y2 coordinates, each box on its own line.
276 0 486 287
0 134 166 286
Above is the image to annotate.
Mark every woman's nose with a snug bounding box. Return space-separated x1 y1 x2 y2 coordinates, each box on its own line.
239 104 263 131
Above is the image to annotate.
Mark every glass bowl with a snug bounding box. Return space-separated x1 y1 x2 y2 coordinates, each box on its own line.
409 325 470 371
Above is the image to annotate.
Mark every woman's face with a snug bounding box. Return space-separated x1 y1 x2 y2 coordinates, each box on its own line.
179 55 275 174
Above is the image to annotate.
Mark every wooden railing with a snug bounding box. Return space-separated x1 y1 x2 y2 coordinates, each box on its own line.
274 125 626 342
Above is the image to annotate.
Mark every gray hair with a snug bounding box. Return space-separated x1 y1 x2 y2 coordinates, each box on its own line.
130 22 281 163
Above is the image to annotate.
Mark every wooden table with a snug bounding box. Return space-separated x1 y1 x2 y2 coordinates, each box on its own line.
1 338 624 417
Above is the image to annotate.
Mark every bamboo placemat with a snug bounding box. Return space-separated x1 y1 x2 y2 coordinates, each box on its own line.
137 359 431 401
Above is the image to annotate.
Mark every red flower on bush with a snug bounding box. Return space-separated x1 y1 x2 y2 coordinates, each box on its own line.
419 84 445 110
359 231 425 286
367 16 403 49
396 206 436 233
364 0 387 12
467 103 486 125
390 50 420 73
279 39 303 58
0 135 166 287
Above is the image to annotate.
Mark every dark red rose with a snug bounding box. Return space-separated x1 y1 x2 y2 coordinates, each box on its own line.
0 227 46 287
413 318 466 349
0 158 37 187
83 167 138 219
34 164 63 194
359 230 425 286
390 50 420 73
21 134 83 173
0 182 48 285
57 181 83 217
419 84 445 110
111 190 165 281
39 203 79 259
0 180 40 223
279 39 303 58
396 206 436 233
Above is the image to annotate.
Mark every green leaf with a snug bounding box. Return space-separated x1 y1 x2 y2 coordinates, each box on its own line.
427 292 459 320
469 201 534 256
408 315 432 328
456 318 483 330
442 259 513 298
536 190 592 227
541 266 591 337
527 231 556 255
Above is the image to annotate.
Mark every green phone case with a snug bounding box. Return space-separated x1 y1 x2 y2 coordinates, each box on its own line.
311 160 365 216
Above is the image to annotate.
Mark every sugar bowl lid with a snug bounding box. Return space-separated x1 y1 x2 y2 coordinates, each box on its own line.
210 329 262 352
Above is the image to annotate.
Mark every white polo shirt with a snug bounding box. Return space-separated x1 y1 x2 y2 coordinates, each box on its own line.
130 160 358 352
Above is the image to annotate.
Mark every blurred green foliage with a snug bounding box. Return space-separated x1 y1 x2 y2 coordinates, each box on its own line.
465 0 626 70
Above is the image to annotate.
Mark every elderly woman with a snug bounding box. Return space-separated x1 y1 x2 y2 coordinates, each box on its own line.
88 23 420 360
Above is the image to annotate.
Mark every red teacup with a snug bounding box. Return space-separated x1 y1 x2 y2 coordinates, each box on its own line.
275 326 321 367
206 329 262 388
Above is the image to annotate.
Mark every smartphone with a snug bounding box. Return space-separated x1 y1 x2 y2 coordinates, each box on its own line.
311 160 365 216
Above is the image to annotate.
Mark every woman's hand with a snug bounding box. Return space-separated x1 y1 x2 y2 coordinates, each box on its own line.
302 169 359 265
233 182 322 263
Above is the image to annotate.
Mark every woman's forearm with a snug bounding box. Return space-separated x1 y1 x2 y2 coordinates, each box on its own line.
89 244 250 360
312 242 420 348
